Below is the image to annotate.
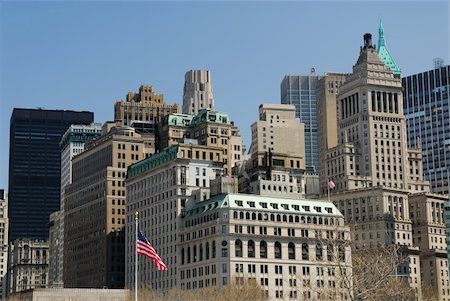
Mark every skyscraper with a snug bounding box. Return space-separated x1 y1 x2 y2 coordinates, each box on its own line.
48 123 102 287
182 70 215 115
322 31 448 300
64 126 153 288
402 65 450 194
316 73 347 192
281 74 319 172
8 109 93 241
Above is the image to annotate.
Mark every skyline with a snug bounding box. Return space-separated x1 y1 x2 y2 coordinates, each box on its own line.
1 1 449 189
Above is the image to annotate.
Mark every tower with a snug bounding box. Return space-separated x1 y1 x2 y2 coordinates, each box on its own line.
182 70 215 115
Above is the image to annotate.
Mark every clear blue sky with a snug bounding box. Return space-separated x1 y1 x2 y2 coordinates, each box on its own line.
1 1 448 189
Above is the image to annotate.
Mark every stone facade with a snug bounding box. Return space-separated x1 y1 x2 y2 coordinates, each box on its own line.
64 127 153 288
183 70 215 115
125 144 224 291
178 194 352 300
6 239 49 295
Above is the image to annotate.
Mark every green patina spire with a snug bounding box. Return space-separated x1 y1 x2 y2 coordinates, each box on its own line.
377 19 401 76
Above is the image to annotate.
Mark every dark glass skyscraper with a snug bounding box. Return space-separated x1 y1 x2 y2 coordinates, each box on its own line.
403 65 450 194
281 74 319 173
8 108 94 241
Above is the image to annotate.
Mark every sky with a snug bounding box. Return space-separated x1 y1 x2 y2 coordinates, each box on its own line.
0 1 449 190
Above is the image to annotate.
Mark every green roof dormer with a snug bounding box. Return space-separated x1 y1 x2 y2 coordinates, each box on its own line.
377 20 401 77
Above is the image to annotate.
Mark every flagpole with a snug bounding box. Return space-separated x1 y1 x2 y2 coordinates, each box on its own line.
135 211 138 301
327 178 330 202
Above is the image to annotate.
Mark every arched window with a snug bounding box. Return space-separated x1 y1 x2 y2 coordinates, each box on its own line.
302 243 309 260
235 239 243 257
274 241 282 259
289 215 293 223
248 240 255 258
288 242 295 260
283 215 287 222
212 241 216 259
295 216 299 223
233 211 238 219
260 241 267 258
327 244 333 261
239 212 244 219
205 242 210 260
316 243 323 260
270 214 275 221
252 213 256 220
187 247 191 263
246 212 250 219
258 213 262 220
277 215 281 222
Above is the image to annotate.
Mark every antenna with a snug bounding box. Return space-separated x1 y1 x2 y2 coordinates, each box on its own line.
310 66 316 75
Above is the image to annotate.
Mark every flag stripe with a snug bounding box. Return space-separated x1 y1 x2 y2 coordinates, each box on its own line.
137 228 168 271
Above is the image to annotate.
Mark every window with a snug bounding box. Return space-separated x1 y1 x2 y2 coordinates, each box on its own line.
302 243 309 260
275 242 282 259
235 239 243 257
288 242 295 260
260 241 267 258
316 243 323 260
248 240 255 258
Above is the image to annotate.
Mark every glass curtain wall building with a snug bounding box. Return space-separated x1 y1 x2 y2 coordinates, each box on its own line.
402 65 450 194
281 74 319 173
8 108 94 241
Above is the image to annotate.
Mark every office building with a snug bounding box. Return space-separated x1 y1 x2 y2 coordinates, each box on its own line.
125 143 224 291
0 190 8 298
47 211 61 289
316 73 347 193
114 85 178 134
6 239 49 295
322 33 436 298
281 74 319 172
8 109 93 241
158 109 244 175
445 199 450 276
178 193 352 300
409 193 449 297
182 70 215 115
48 123 102 288
403 65 450 194
238 104 306 197
64 126 153 288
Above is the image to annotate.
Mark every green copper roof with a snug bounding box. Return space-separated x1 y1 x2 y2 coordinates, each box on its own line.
127 145 179 179
190 109 231 126
377 20 401 76
166 114 193 126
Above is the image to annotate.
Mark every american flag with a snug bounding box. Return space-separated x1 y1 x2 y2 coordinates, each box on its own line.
328 178 336 189
137 228 167 271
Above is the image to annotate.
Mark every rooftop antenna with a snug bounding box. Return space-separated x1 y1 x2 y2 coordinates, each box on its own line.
310 66 316 75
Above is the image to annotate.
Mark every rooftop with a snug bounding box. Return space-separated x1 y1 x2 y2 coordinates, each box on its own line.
184 193 343 218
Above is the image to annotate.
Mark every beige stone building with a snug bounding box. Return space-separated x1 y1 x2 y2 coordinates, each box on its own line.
178 193 352 300
409 193 449 297
316 73 347 192
0 190 8 299
157 109 244 175
321 33 449 300
182 70 215 115
64 126 153 289
238 104 306 198
6 239 48 295
125 144 225 291
114 85 178 134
